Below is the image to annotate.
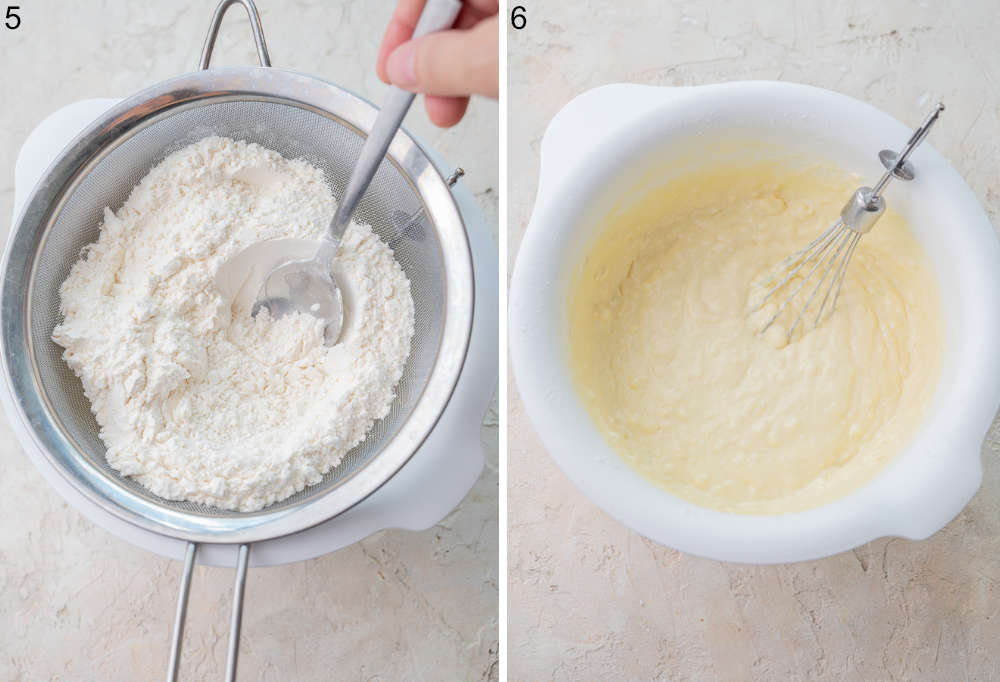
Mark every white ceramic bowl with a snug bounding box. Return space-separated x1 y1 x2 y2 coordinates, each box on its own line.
509 81 1000 564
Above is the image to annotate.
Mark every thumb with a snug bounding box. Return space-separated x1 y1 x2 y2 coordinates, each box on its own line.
385 15 498 99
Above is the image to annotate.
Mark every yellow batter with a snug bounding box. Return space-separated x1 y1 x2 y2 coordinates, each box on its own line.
569 161 943 514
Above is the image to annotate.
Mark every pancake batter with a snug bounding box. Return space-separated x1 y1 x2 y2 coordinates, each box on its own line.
569 161 943 514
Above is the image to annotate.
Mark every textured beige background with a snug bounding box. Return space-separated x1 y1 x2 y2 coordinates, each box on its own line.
508 1 1000 680
0 1 498 680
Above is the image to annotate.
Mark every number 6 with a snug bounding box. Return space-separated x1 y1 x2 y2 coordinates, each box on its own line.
511 5 526 30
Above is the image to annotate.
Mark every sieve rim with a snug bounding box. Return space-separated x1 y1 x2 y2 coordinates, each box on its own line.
1 66 474 544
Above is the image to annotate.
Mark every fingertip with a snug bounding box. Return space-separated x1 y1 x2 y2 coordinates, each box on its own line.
376 59 391 85
386 40 419 89
375 38 390 82
376 21 416 84
424 95 469 128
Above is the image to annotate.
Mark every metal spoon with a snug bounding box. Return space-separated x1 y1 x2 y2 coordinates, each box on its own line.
253 0 461 344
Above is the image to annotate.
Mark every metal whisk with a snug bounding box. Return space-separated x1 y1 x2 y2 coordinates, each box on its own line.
755 103 945 340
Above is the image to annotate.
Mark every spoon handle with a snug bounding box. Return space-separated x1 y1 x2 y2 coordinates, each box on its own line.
320 0 462 267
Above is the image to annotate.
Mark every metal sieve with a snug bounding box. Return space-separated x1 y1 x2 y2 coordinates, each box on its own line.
0 1 474 679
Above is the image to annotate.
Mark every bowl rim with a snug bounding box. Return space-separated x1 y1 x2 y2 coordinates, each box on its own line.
509 80 1000 563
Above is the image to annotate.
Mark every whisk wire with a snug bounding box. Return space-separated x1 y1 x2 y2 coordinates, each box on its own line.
753 102 944 342
757 221 840 295
757 220 844 335
754 223 839 312
828 232 861 317
786 224 854 339
816 230 861 327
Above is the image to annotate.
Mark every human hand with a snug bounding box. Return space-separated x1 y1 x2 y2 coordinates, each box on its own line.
376 0 499 128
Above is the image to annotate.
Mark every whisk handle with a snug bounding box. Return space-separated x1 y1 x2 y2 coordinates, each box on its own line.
870 102 945 199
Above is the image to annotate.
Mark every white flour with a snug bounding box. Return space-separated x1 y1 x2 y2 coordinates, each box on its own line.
52 137 415 511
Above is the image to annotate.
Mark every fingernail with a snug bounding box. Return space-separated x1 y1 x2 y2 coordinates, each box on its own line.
386 41 418 88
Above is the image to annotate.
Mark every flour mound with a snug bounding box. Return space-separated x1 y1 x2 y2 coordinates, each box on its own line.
52 137 415 512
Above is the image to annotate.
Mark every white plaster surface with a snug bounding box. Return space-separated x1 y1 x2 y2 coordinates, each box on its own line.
0 1 498 680
508 2 1000 680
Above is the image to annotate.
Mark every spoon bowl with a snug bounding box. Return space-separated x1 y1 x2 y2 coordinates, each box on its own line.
254 257 344 344
216 237 348 344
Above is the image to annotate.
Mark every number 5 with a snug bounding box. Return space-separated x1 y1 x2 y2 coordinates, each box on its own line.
5 6 20 29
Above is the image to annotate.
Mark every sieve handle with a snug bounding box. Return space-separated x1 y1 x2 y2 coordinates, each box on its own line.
165 543 251 682
166 543 197 682
319 0 462 267
225 545 251 682
199 0 272 71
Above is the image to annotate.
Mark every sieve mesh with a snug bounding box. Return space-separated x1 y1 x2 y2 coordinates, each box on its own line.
29 98 445 518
